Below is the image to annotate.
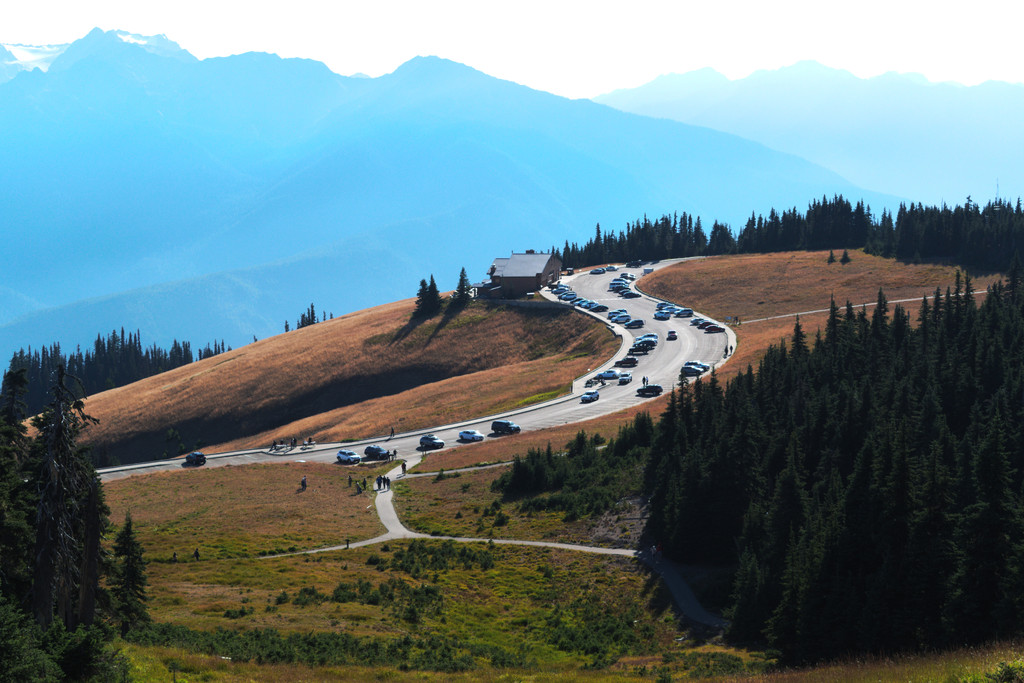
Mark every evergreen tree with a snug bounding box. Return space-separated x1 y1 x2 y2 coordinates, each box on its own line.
840 249 851 264
111 512 149 636
450 267 473 308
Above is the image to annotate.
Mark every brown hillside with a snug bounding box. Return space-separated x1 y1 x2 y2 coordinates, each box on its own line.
83 300 617 464
642 250 1003 381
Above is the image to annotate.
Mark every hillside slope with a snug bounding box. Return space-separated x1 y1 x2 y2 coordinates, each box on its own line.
82 300 616 464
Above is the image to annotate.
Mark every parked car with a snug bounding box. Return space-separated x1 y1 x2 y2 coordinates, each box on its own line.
618 372 633 385
637 333 659 342
690 318 706 326
419 434 445 450
591 304 609 313
491 419 521 435
621 291 641 298
685 361 711 371
637 384 664 397
654 310 671 321
590 267 606 274
459 430 485 442
559 292 578 301
697 321 715 329
667 330 678 340
626 260 642 268
681 365 703 377
605 265 618 271
185 451 206 466
595 369 620 380
624 319 645 329
611 313 631 324
581 390 600 403
336 450 361 464
615 356 639 367
365 444 389 458
608 309 627 317
705 324 725 333
674 308 693 317
656 302 674 310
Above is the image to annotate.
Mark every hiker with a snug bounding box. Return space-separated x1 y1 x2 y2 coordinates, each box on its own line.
355 483 362 494
376 475 382 490
348 474 352 487
389 426 395 439
193 548 200 561
300 475 307 491
346 538 350 549
172 551 177 563
401 461 407 475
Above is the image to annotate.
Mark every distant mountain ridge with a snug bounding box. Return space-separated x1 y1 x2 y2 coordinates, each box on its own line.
595 61 1024 205
0 30 896 361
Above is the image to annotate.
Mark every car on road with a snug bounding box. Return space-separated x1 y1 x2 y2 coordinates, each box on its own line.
611 313 631 324
654 310 671 320
608 308 627 317
697 321 716 329
667 330 678 340
621 291 641 298
624 319 645 329
626 260 642 268
595 369 619 380
690 318 706 326
491 419 521 435
637 384 664 397
581 390 600 403
684 361 711 373
618 372 633 385
605 265 618 271
631 340 656 352
458 429 485 442
591 304 609 313
589 268 606 274
656 302 674 310
637 333 659 343
705 324 725 333
185 451 206 466
364 444 389 459
681 365 703 377
559 292 578 301
615 356 639 367
336 449 361 464
674 308 694 317
621 272 637 280
419 434 445 450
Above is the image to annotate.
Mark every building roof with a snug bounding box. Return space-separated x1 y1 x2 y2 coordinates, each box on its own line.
489 257 510 278
500 252 557 278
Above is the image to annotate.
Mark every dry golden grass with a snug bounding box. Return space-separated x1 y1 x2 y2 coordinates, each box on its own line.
643 250 1004 382
83 300 616 463
104 461 388 560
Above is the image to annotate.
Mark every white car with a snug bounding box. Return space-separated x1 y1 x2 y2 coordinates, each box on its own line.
336 450 361 464
618 372 633 385
595 369 620 380
458 429 485 442
581 390 600 403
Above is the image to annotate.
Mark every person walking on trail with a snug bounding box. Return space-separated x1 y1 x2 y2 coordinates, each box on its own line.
300 475 307 492
401 461 407 475
193 548 200 561
389 426 395 440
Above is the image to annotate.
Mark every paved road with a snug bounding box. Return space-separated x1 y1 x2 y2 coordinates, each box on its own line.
100 258 734 480
99 258 734 628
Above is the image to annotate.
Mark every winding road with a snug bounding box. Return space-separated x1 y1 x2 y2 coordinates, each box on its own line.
99 258 734 628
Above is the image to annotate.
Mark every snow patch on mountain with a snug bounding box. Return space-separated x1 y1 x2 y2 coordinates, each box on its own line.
1 42 68 72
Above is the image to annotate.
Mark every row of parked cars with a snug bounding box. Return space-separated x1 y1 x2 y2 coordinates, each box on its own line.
336 420 522 464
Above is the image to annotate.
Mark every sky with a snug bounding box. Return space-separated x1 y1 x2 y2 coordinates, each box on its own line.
4 0 1023 99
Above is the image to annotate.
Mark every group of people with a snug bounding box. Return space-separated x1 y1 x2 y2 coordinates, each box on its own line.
270 436 316 451
171 548 201 562
376 474 392 491
641 376 649 386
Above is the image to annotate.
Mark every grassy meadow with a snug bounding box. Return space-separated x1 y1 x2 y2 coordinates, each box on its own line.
100 251 1019 680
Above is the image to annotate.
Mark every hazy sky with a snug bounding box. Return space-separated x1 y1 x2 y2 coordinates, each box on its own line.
5 0 1022 98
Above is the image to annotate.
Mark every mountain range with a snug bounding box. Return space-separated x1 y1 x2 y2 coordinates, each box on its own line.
595 61 1024 205
1 29 899 360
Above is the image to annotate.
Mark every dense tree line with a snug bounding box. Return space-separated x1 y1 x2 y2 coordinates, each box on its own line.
7 328 229 417
557 196 1024 275
0 367 149 679
641 271 1024 663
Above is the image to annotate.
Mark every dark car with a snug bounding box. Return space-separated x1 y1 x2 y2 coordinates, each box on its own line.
419 434 445 450
621 291 641 299
615 356 639 367
626 260 642 268
624 319 645 329
637 384 664 397
591 304 609 313
705 324 725 333
184 451 206 466
364 445 389 459
491 419 521 435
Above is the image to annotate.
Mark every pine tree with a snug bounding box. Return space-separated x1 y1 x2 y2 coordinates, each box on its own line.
450 267 473 308
111 512 149 636
840 249 851 264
